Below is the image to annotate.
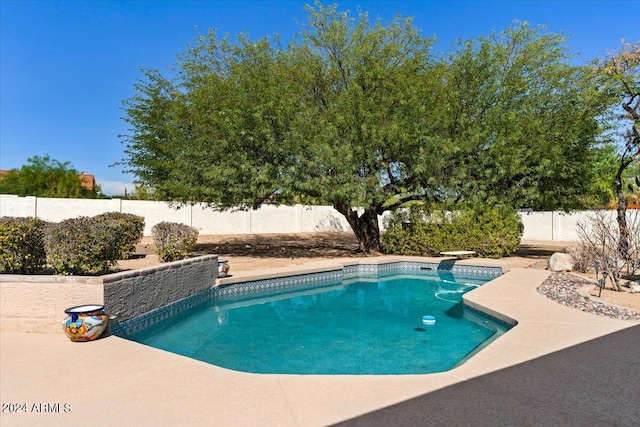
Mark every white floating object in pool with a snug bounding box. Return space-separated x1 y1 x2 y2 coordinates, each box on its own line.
422 315 436 325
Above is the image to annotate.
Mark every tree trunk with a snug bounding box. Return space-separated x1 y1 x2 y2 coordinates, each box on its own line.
615 82 640 261
333 200 381 253
610 274 624 292
615 162 630 259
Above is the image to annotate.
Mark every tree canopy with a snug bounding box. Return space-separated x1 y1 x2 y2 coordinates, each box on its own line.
121 2 615 252
432 24 613 210
598 39 640 198
594 40 639 255
0 155 102 198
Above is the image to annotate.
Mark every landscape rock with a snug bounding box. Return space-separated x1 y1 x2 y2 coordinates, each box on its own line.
548 252 574 272
538 273 640 320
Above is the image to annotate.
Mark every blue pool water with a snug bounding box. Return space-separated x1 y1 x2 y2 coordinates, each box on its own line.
126 271 510 375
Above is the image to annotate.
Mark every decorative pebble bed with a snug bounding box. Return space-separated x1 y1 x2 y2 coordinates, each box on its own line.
538 273 640 320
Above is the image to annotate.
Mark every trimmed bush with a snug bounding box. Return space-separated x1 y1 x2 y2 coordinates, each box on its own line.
151 222 199 262
93 212 145 260
0 217 48 273
43 216 121 275
381 206 523 258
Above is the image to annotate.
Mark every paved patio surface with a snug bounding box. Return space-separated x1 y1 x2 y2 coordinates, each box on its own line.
334 323 640 427
1 259 639 426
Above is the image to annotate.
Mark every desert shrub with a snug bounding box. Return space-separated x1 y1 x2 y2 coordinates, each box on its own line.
576 210 640 291
567 243 595 273
151 222 199 262
93 212 144 260
0 217 48 273
44 216 121 275
381 205 523 258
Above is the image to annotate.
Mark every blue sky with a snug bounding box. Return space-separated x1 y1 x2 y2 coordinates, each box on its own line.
1 0 638 195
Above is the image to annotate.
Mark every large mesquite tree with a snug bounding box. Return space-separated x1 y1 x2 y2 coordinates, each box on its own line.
121 2 611 253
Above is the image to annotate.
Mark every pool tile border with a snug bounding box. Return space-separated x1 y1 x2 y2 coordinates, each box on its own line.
345 261 502 279
213 269 344 302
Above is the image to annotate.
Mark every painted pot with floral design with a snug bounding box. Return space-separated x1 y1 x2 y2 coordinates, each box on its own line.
62 304 108 342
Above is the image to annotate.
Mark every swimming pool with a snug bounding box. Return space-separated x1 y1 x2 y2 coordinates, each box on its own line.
116 262 511 374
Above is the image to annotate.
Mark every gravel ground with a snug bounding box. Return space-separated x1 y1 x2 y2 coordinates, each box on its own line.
538 273 640 320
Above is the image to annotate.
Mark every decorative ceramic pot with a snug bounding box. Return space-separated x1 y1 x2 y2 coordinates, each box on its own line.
62 304 108 342
218 260 230 278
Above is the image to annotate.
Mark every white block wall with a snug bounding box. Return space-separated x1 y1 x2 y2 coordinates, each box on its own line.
518 211 553 241
0 195 37 217
0 195 354 236
0 194 625 241
191 204 247 234
121 200 192 234
517 210 617 241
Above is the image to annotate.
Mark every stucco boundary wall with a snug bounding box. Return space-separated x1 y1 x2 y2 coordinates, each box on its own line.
0 255 218 333
0 195 353 236
0 194 622 241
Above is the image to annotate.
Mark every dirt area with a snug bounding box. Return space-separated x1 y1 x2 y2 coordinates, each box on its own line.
119 232 365 272
587 286 640 312
116 232 640 313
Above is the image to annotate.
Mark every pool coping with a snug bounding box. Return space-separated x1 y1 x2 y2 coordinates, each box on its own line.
1 256 639 426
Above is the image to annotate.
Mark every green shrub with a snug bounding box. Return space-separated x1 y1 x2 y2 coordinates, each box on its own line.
0 217 48 273
381 205 523 258
93 212 144 260
151 222 199 262
43 216 121 275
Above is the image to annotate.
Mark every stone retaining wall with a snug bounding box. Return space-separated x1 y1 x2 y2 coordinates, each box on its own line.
0 255 218 333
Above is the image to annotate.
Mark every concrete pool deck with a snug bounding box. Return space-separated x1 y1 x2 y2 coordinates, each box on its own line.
1 258 639 426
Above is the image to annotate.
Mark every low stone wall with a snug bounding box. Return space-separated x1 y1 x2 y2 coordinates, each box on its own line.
104 256 218 322
0 255 218 333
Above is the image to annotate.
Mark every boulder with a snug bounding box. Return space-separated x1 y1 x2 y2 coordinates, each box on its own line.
548 252 574 272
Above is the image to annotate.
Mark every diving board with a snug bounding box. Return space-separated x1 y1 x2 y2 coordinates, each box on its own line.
439 251 476 259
